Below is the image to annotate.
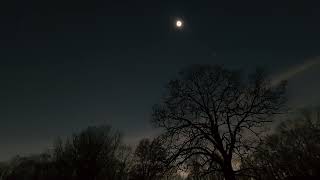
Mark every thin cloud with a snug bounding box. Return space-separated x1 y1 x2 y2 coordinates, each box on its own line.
271 57 320 86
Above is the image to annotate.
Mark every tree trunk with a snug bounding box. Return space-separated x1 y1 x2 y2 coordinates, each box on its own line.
223 163 236 180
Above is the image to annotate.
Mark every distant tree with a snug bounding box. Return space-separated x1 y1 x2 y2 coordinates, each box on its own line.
152 65 287 180
52 138 75 180
0 125 132 180
115 145 133 180
0 162 8 179
242 109 320 180
52 125 126 180
0 153 56 180
130 138 170 180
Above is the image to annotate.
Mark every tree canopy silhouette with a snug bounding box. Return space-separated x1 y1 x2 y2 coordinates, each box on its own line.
242 109 320 180
152 65 287 180
52 125 126 180
130 138 170 180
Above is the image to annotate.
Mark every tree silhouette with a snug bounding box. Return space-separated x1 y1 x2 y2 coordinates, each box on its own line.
152 65 287 180
52 125 126 180
0 153 57 180
242 109 320 180
0 125 132 180
130 138 169 180
115 145 133 180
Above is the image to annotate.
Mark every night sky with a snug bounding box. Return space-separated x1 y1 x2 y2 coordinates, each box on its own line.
1 0 320 160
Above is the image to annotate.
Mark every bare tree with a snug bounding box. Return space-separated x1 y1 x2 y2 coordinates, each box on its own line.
52 125 124 180
242 109 320 180
130 138 169 180
116 145 133 180
0 125 132 180
0 153 56 180
152 65 287 180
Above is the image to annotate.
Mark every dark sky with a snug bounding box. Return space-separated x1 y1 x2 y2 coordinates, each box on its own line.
0 0 320 160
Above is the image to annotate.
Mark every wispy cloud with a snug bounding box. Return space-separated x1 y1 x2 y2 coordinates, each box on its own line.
271 57 320 86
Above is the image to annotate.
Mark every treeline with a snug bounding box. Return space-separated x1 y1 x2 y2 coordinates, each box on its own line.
0 126 182 180
0 65 319 180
